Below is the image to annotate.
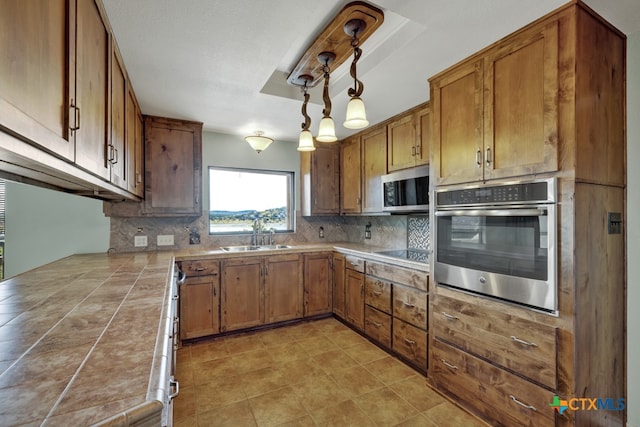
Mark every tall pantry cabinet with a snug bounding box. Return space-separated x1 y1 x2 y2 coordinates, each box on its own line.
428 2 626 426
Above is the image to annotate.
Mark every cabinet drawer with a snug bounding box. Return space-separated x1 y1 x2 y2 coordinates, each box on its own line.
366 261 428 291
364 306 391 347
365 276 391 314
181 259 220 277
392 318 427 370
393 284 427 330
345 256 365 273
431 339 556 427
433 293 556 388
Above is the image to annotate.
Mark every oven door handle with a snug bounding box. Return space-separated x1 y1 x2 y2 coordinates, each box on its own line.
435 208 547 217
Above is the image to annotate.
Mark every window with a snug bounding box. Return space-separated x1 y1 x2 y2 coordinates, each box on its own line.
209 167 294 234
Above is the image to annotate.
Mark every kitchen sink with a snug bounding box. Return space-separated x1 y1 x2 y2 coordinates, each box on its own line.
220 244 292 252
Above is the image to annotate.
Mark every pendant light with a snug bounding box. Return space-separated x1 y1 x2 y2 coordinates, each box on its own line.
297 75 315 151
343 19 369 130
316 52 337 142
244 131 273 153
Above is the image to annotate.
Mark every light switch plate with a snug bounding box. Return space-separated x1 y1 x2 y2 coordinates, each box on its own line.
157 235 174 246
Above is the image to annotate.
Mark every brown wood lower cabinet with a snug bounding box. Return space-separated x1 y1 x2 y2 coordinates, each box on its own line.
392 318 427 369
221 257 263 332
265 254 303 323
345 258 365 330
303 252 332 317
179 260 220 340
332 253 346 319
179 274 220 340
431 339 555 427
364 305 391 347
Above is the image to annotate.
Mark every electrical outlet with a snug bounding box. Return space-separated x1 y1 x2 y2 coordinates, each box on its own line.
157 235 174 246
134 235 148 247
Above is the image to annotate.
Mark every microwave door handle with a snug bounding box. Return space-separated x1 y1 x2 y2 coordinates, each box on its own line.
435 208 547 217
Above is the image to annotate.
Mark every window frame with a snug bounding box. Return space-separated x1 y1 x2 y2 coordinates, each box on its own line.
208 166 295 235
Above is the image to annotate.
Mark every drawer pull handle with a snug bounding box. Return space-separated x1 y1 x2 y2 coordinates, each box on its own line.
441 312 459 321
403 301 415 308
511 336 538 347
441 359 458 370
509 395 537 411
194 267 207 272
373 290 383 296
404 338 416 346
373 321 382 328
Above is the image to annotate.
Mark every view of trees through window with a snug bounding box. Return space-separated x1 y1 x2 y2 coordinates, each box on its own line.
209 167 294 234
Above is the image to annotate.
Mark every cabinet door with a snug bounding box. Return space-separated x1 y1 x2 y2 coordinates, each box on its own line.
303 253 332 317
179 275 220 340
221 258 263 332
110 47 127 188
300 142 340 216
340 136 362 214
483 21 558 180
144 116 203 215
126 86 144 197
265 254 303 323
430 59 484 185
415 105 430 166
332 253 346 318
74 0 110 180
312 142 340 214
361 126 387 213
345 269 365 330
387 113 416 172
0 0 73 160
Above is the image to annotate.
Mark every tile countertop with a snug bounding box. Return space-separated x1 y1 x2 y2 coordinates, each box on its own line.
0 243 428 426
0 251 176 426
175 242 430 272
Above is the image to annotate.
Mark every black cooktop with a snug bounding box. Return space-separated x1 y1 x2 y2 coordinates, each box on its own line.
375 249 429 264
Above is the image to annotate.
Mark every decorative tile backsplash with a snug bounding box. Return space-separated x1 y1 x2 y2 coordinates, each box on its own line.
407 215 430 251
108 212 416 253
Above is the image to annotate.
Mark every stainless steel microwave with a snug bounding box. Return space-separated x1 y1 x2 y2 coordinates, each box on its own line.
381 165 429 213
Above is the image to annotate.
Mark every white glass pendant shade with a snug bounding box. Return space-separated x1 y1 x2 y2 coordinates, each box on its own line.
244 133 273 153
297 129 315 151
316 116 337 142
343 96 369 129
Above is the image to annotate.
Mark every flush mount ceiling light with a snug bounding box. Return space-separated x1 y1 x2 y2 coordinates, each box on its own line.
244 131 273 154
316 52 337 143
343 18 369 130
297 75 315 152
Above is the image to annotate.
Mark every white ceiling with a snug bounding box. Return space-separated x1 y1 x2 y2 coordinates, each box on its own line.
102 0 640 143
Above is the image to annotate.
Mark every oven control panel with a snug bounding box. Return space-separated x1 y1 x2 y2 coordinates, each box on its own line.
436 179 554 207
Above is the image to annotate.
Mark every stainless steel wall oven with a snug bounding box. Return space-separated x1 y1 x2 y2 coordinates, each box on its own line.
434 178 557 313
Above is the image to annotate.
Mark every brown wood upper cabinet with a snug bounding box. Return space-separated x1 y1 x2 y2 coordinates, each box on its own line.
430 21 559 185
340 127 386 214
144 116 203 216
300 142 339 216
387 104 430 172
0 0 142 198
0 0 111 177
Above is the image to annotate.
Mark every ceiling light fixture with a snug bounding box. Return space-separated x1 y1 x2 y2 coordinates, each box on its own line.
343 18 369 130
297 75 315 152
244 131 273 154
316 52 338 142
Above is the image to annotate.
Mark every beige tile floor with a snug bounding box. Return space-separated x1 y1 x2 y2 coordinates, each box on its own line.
174 317 489 427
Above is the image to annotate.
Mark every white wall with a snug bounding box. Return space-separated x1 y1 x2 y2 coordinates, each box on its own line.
201 131 301 211
4 181 110 277
627 30 640 427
